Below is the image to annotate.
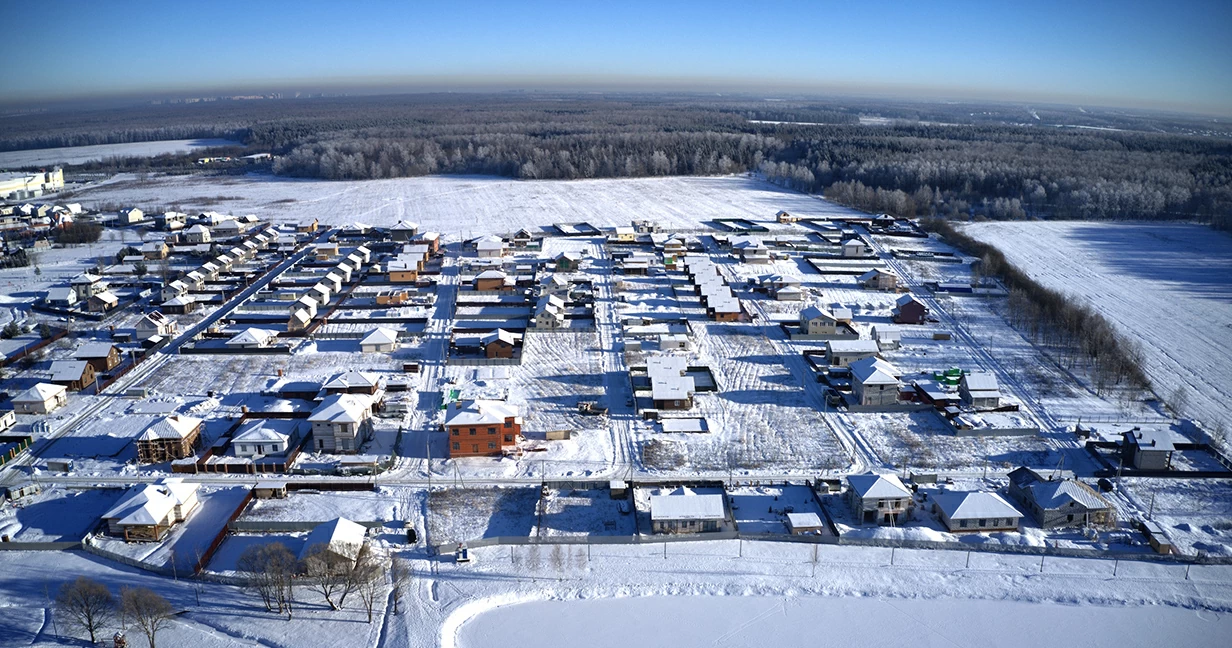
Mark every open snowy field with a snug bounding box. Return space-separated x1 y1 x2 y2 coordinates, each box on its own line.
964 221 1232 436
64 172 866 233
0 138 240 168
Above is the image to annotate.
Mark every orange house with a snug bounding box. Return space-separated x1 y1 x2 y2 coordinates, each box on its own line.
445 400 523 458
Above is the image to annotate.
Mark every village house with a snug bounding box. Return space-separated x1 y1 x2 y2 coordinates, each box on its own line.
799 304 857 338
135 415 203 463
136 311 176 341
49 360 96 391
932 491 1023 534
253 480 288 499
288 308 312 332
1007 467 1114 529
482 329 522 358
140 240 169 260
387 257 421 283
841 238 870 257
225 327 278 349
650 491 726 534
375 289 410 305
1122 428 1176 470
0 410 16 434
539 274 571 298
299 517 368 565
157 211 188 231
73 342 121 372
611 226 637 243
532 295 567 329
71 273 106 301
323 371 382 396
360 327 400 353
309 394 374 453
849 357 902 407
648 356 695 410
101 479 199 542
183 223 212 244
160 294 195 315
846 472 912 525
297 218 319 233
232 419 294 457
117 207 144 225
45 287 78 308
872 325 902 351
214 219 245 238
12 382 68 414
825 339 880 367
445 399 523 458
858 268 899 291
892 294 929 324
390 220 420 241
474 269 513 291
776 210 801 223
475 235 507 258
959 371 1001 408
555 251 583 272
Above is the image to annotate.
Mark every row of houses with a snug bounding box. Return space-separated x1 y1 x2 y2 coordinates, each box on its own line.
679 256 743 321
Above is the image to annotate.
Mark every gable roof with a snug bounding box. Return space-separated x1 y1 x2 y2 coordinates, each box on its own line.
299 517 366 561
962 371 999 393
322 371 380 390
226 328 277 346
73 342 117 360
361 327 400 346
49 360 90 382
849 357 901 386
847 472 911 499
139 415 203 441
482 329 522 347
233 419 294 444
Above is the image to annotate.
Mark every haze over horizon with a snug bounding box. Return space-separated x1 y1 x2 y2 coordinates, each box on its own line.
2 0 1230 116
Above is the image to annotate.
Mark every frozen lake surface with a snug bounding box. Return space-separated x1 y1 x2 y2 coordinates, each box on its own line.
0 138 240 168
457 594 1231 648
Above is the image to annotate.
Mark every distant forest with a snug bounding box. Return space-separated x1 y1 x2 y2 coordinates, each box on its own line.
3 94 1230 230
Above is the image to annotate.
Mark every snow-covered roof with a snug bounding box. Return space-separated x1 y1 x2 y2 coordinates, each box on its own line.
444 399 521 428
299 517 366 561
14 382 66 403
308 394 372 424
73 342 116 360
482 329 522 347
137 311 172 330
826 340 879 355
49 360 89 382
962 371 999 393
650 493 725 521
895 294 925 307
391 220 419 231
46 287 76 302
233 419 293 444
90 291 118 306
322 371 380 390
847 472 911 499
800 304 835 322
934 491 1022 521
1126 428 1176 452
361 327 399 346
164 295 195 307
476 269 507 279
850 357 900 386
139 415 203 441
226 328 277 347
786 512 824 529
103 479 198 528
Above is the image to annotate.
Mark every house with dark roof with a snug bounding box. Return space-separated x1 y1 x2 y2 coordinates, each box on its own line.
73 342 121 372
49 360 96 391
892 294 929 324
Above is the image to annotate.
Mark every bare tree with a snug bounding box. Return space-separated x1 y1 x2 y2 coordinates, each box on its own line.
389 555 413 616
121 587 174 648
352 548 386 623
301 543 359 610
56 577 115 644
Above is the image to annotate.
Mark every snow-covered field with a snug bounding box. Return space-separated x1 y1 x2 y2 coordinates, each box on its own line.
965 221 1232 435
0 138 240 168
64 172 863 232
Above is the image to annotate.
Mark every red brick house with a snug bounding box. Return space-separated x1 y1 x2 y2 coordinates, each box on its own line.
444 400 522 458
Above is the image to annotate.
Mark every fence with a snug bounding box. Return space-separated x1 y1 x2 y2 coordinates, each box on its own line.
228 520 386 533
0 541 81 551
0 327 68 367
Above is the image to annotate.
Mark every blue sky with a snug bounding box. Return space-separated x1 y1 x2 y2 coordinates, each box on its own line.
2 0 1229 114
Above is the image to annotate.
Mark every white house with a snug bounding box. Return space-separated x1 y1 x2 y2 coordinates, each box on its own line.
475 235 506 258
846 472 912 525
232 420 294 458
12 382 68 414
650 491 726 534
960 371 1001 408
183 224 212 244
135 311 175 341
225 328 278 349
359 327 399 353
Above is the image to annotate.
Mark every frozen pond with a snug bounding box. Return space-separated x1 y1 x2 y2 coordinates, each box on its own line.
456 594 1231 648
0 138 240 167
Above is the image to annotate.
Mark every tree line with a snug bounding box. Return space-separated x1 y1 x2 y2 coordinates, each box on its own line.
922 217 1151 396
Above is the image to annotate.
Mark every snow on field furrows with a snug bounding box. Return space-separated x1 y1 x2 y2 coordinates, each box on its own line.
965 221 1232 434
3 173 1231 646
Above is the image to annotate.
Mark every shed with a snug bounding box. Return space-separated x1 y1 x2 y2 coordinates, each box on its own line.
786 512 825 535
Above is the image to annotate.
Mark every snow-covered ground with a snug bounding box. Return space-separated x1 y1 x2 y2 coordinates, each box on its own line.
964 221 1232 436
0 138 240 168
64 173 863 232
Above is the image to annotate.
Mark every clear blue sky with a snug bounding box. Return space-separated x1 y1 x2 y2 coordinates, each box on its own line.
2 0 1229 114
